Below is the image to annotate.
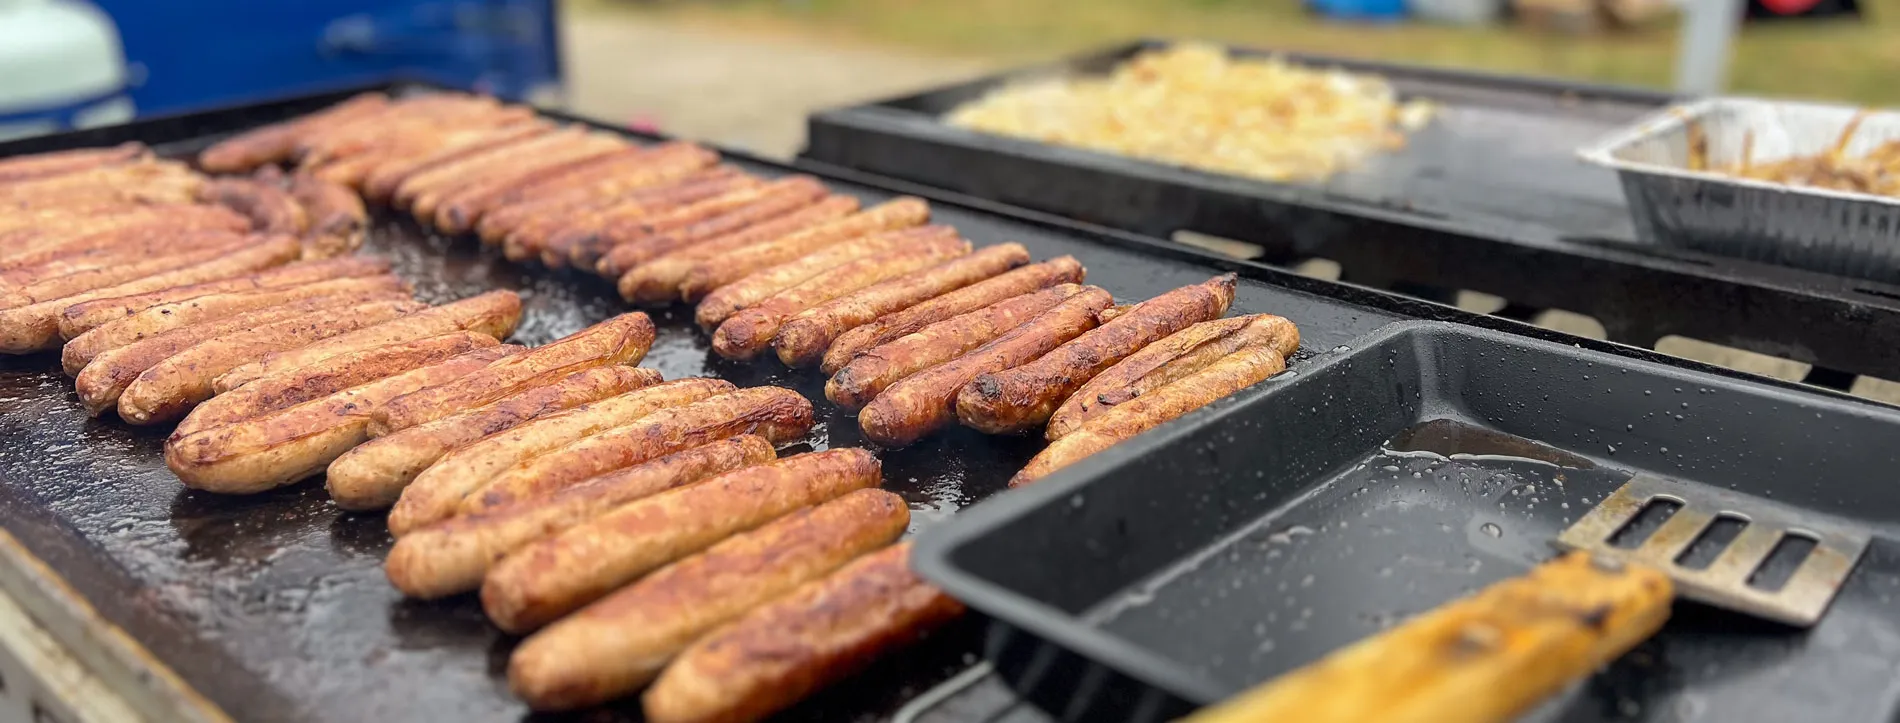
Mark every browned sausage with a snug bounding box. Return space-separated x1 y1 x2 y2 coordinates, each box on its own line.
0 206 253 272
0 231 254 291
198 177 307 236
594 176 830 277
507 487 909 710
197 93 389 173
171 332 502 441
0 159 202 207
712 237 970 361
294 94 511 162
497 161 733 259
694 224 958 333
212 290 522 392
678 197 930 303
956 274 1237 434
480 447 876 633
431 137 632 233
1046 314 1300 440
360 122 554 202
329 366 662 511
1010 345 1290 487
858 286 1112 447
286 173 368 259
0 143 148 184
820 256 1085 375
385 435 776 599
449 145 665 241
465 387 814 514
1 235 265 309
642 542 965 723
73 291 414 416
394 127 590 211
478 143 720 246
0 236 303 355
57 255 391 338
616 196 861 305
578 180 810 272
372 312 655 434
541 175 765 269
772 243 1030 367
826 284 1083 411
387 378 734 536
61 274 408 375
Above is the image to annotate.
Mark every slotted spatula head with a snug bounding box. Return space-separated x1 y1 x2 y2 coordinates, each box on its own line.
1555 473 1870 627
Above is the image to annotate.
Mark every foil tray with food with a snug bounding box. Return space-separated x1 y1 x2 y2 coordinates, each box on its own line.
1580 97 1900 283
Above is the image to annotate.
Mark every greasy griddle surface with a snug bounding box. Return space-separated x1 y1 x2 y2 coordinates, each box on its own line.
0 149 1404 721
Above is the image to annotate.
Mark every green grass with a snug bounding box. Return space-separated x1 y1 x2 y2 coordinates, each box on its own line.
574 0 1900 104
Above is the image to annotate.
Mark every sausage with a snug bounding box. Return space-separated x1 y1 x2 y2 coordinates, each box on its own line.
330 366 662 511
1 235 266 309
489 142 703 210
171 332 503 440
1009 345 1289 487
57 256 391 338
197 93 390 173
1097 304 1135 324
0 159 201 204
594 177 830 277
360 122 554 202
773 243 1031 367
569 181 790 272
858 286 1112 446
477 143 720 245
507 487 908 710
496 161 733 259
696 225 959 333
0 231 255 291
115 297 425 424
371 312 654 434
166 346 513 494
540 175 765 269
385 436 775 599
212 290 522 393
432 137 634 233
820 256 1085 375
678 198 930 303
0 143 148 184
465 387 814 514
286 173 368 259
712 237 970 361
307 106 538 188
825 284 1082 411
412 132 624 222
296 97 524 166
956 274 1237 435
61 275 409 374
617 196 861 305
0 236 303 355
386 378 734 536
442 146 654 238
480 447 879 633
0 206 254 272
1046 314 1299 440
198 177 308 236
393 127 586 211
73 291 413 416
642 542 965 723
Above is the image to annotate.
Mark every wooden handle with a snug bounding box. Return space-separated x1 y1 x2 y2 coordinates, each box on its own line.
1182 552 1673 723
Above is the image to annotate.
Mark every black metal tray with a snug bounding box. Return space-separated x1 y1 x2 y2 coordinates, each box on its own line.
914 321 1900 723
800 39 1900 385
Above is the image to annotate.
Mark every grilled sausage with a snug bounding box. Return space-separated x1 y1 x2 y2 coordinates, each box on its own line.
0 230 254 290
643 542 965 723
197 93 389 173
0 205 248 267
574 182 792 272
488 142 700 210
1047 314 1299 440
361 122 554 202
330 366 662 511
507 487 909 711
62 275 409 374
412 132 625 223
712 237 970 361
617 196 861 304
116 297 424 424
0 142 147 184
465 387 814 514
171 332 502 440
430 137 632 233
387 378 734 536
372 312 654 434
385 436 775 599
0 159 202 207
820 256 1086 375
58 256 391 338
73 292 414 416
166 346 513 494
478 144 720 246
393 126 586 211
696 225 959 333
286 173 368 258
1010 345 1289 487
678 198 930 303
0 236 302 355
1 235 267 309
198 177 307 236
480 447 875 632
826 285 1083 411
540 175 765 269
292 94 506 162
858 286 1112 446
956 274 1237 435
500 163 735 261
773 243 1030 367
212 290 522 393
594 177 829 277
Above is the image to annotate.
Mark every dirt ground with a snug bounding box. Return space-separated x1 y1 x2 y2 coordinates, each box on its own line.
559 10 1900 403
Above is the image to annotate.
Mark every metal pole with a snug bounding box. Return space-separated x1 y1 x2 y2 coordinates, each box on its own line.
1676 0 1743 95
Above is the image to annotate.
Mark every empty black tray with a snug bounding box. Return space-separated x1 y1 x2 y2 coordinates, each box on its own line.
914 321 1900 723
